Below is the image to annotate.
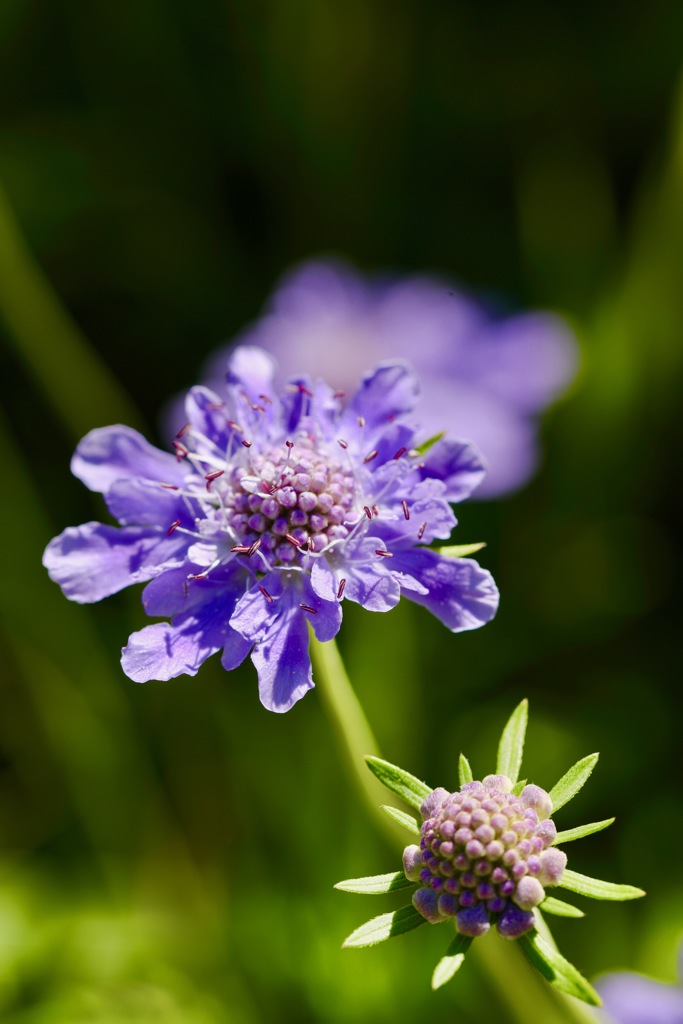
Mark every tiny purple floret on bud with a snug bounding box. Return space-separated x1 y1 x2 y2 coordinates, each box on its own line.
413 887 443 924
402 844 423 882
497 903 536 939
482 774 513 793
456 903 490 937
437 893 458 918
538 848 567 887
521 784 553 820
419 787 450 821
537 818 557 847
514 876 545 911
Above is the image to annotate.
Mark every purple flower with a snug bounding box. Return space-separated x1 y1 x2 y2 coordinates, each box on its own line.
43 346 498 712
194 259 577 497
597 947 683 1024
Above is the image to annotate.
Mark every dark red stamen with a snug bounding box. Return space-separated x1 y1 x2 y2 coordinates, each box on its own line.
338 439 348 449
402 500 410 520
418 521 427 540
300 604 318 614
231 545 251 554
375 549 393 558
205 469 224 491
259 393 273 405
248 538 262 556
259 585 273 603
357 415 366 428
393 446 407 460
241 439 252 448
337 578 347 600
364 450 378 464
363 506 373 519
161 483 180 490
297 383 314 397
172 441 189 460
166 519 181 536
187 572 208 580
372 504 380 517
227 420 242 432
252 404 266 413
175 422 191 438
285 440 294 448
285 533 301 547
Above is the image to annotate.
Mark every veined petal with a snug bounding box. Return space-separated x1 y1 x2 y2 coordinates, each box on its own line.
418 438 487 503
71 425 185 493
390 549 499 631
311 539 401 613
105 477 197 527
121 589 250 683
184 385 236 451
43 523 189 604
348 362 420 431
142 562 250 618
251 608 313 713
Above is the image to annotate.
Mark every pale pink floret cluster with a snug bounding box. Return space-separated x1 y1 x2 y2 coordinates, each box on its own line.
403 776 567 938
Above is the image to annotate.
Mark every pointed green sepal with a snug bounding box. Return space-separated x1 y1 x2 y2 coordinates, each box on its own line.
334 871 415 896
437 542 487 559
416 431 445 455
548 753 599 813
458 753 473 787
518 929 602 1006
511 779 527 796
496 699 528 784
554 817 615 844
558 869 645 901
540 896 585 918
431 934 473 990
342 905 427 948
365 756 432 811
380 805 420 835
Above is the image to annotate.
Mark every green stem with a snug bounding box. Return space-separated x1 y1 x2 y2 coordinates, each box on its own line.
311 631 597 1023
0 176 142 439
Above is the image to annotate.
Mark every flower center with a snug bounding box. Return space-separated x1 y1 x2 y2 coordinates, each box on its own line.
194 437 357 567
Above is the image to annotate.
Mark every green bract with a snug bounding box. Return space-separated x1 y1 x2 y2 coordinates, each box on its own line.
335 700 645 1006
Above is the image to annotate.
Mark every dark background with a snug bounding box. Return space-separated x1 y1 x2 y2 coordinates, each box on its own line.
0 3 681 1022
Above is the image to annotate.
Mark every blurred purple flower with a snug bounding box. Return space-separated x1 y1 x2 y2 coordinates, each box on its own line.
598 947 683 1024
44 346 498 712
197 259 578 497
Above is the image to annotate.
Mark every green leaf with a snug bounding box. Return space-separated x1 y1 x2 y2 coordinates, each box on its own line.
335 871 415 895
511 779 527 796
431 934 473 990
558 869 645 901
518 929 602 1006
554 818 615 844
365 756 432 810
342 905 427 948
458 753 473 786
540 896 585 918
437 542 487 559
548 753 599 812
416 431 445 455
496 699 528 784
381 805 420 835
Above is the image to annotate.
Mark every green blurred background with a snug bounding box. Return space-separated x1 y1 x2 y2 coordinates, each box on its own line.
1 2 682 1021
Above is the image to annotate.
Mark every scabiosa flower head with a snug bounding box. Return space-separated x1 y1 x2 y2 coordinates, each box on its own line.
336 701 645 1005
43 346 498 712
186 258 578 497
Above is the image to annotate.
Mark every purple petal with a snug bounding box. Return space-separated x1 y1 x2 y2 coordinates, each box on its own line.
43 523 189 603
121 591 250 683
347 362 420 431
142 563 250 618
370 479 456 549
311 540 401 613
389 549 499 631
251 608 313 713
105 477 195 528
418 438 487 503
184 385 234 451
227 345 277 401
71 425 185 493
597 972 683 1024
